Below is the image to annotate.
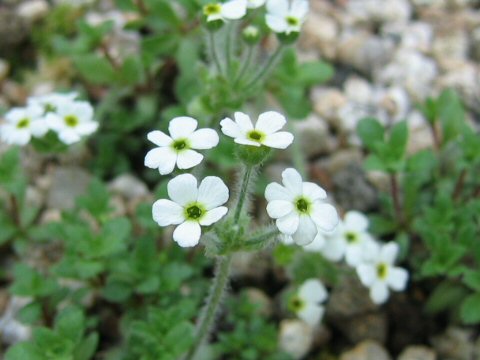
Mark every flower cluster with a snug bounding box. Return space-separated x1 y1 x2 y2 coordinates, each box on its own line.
289 278 328 326
0 92 98 146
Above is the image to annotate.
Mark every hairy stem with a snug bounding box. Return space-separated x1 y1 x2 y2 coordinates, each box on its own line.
234 45 254 86
243 45 284 91
209 30 223 76
234 165 253 223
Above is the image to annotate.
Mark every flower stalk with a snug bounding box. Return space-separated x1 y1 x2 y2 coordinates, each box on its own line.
243 45 285 91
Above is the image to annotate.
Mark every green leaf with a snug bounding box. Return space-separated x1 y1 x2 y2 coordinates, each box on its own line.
0 147 27 197
120 56 146 85
55 307 85 344
297 61 334 86
357 117 385 151
73 54 116 85
388 121 408 157
425 281 469 314
460 293 480 324
5 342 43 360
77 178 110 220
438 89 466 145
74 333 99 360
10 264 58 297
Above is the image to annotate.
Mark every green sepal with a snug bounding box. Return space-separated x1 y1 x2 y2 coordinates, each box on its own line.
235 144 272 166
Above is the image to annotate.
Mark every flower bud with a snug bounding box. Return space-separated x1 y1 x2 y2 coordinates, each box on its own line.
242 25 260 45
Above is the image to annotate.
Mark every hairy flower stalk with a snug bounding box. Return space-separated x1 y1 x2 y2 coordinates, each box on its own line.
243 45 284 91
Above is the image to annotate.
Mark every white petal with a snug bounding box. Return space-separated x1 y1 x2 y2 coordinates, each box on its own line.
266 200 294 219
303 231 326 252
255 111 286 134
387 267 408 291
168 116 198 139
58 130 81 144
380 242 399 264
298 304 324 326
234 137 261 147
221 0 247 20
173 221 201 247
280 234 294 245
76 122 99 136
176 150 203 170
247 0 266 8
189 128 219 149
344 211 369 232
292 215 317 245
147 130 172 146
266 0 288 16
220 117 243 139
299 279 327 303
281 168 303 196
290 0 308 19
310 203 339 232
262 132 294 149
345 245 364 267
266 14 288 33
197 176 229 209
144 147 176 173
200 206 228 226
370 282 390 304
265 182 293 202
234 112 254 133
321 237 346 262
30 120 49 137
302 182 327 201
356 264 377 287
276 212 299 235
152 199 185 226
167 174 198 206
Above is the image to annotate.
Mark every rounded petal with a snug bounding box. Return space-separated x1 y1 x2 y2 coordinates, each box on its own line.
281 168 303 195
298 304 324 326
30 120 49 137
220 118 243 139
380 242 399 264
344 211 369 232
189 128 219 149
58 130 81 145
266 0 289 16
262 132 294 149
299 279 328 303
152 199 185 226
255 111 286 134
173 221 202 247
266 14 288 33
144 147 176 175
321 237 346 262
265 182 293 202
167 173 198 206
234 137 261 147
345 244 364 267
266 200 294 219
356 264 377 287
387 267 408 291
280 234 294 245
221 0 247 19
370 282 390 304
169 116 198 139
234 112 254 133
147 130 172 146
302 182 327 201
292 215 318 245
276 212 299 235
76 121 99 136
310 203 339 232
176 150 204 169
303 231 326 252
247 0 266 8
290 0 308 19
197 176 229 209
200 206 228 226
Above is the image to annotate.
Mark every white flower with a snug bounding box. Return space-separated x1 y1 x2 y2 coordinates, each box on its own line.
0 105 47 145
145 117 219 175
266 0 309 34
220 111 294 149
248 0 266 8
152 174 229 247
203 0 247 22
265 168 338 245
303 230 346 263
46 100 98 145
290 279 328 326
27 92 78 114
356 242 409 304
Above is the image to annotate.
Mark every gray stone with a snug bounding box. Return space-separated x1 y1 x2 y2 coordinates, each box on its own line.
17 0 49 22
244 288 273 317
431 327 476 360
47 167 91 210
336 312 388 344
340 340 391 360
0 7 30 52
109 174 149 200
279 319 314 360
398 346 437 360
290 114 334 158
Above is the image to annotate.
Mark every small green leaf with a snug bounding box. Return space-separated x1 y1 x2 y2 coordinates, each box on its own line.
357 117 384 151
460 293 480 324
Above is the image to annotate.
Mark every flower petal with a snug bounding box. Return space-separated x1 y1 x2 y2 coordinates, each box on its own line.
169 116 198 139
262 132 294 149
290 0 308 19
197 176 229 209
152 199 185 226
302 182 327 201
265 182 293 202
176 150 203 170
255 111 286 134
266 14 288 33
303 231 326 252
221 0 247 19
147 130 172 146
380 242 399 264
299 279 328 303
220 117 242 138
344 211 369 232
58 130 81 145
266 200 293 219
310 203 338 232
144 147 177 175
167 173 198 206
173 221 201 247
276 212 299 235
75 122 99 136
189 128 219 149
234 112 254 133
356 264 377 287
321 237 346 262
281 168 303 195
370 282 389 304
345 244 364 267
292 215 317 245
386 267 408 291
266 0 289 16
234 137 261 147
200 206 228 226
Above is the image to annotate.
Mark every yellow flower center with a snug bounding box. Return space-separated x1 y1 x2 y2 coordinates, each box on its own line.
64 115 79 127
16 118 30 129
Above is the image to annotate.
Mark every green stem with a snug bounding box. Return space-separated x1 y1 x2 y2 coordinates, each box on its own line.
225 22 234 77
184 254 232 360
209 30 223 76
242 45 284 91
234 165 253 223
234 45 254 86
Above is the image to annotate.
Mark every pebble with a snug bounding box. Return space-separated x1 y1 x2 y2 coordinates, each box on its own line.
279 319 314 360
47 167 91 210
398 345 437 360
17 0 49 22
340 340 391 360
108 174 149 200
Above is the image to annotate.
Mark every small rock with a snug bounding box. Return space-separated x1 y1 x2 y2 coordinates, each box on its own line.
340 340 391 360
17 0 49 22
26 186 44 208
231 252 270 281
300 12 339 59
336 312 388 344
312 87 347 123
47 167 91 210
0 296 32 345
291 114 334 158
0 7 29 52
2 80 28 104
317 148 363 176
431 327 476 360
398 345 437 360
109 174 149 200
244 288 273 317
39 208 62 224
279 319 314 360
